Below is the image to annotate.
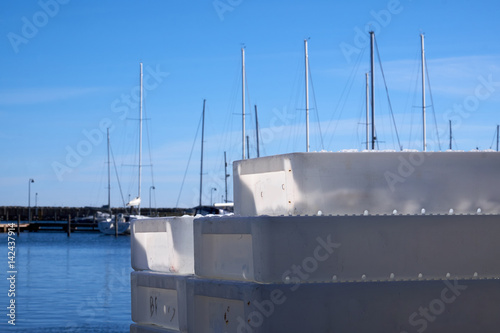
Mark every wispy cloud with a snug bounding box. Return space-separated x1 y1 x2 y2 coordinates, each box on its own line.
322 54 500 99
0 86 109 105
378 55 500 97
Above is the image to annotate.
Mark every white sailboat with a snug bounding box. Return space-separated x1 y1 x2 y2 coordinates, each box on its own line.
99 63 148 235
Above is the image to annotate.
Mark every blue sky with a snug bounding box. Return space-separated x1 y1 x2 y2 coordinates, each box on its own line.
1 0 500 208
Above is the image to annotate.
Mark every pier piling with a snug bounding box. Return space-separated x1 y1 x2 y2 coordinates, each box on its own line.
115 216 118 237
67 215 71 237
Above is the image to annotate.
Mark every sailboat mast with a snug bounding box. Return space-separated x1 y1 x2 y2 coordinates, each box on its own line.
224 151 228 203
242 48 246 160
421 34 427 152
497 124 499 152
255 105 260 158
370 31 376 150
305 39 310 152
199 99 206 209
138 62 143 214
246 135 250 159
366 72 369 150
107 128 111 215
449 120 452 150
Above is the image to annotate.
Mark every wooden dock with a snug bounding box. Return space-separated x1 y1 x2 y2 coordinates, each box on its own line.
0 222 100 233
0 205 187 222
0 223 29 233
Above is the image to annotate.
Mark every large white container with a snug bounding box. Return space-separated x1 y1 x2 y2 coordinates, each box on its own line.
233 151 500 216
131 271 190 332
131 216 195 273
188 276 500 333
131 271 500 333
194 214 500 283
130 323 178 332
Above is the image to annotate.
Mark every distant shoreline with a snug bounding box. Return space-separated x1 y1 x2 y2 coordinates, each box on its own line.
0 206 188 221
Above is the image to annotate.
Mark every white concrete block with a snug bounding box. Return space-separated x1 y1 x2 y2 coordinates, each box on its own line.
131 271 190 332
131 216 195 273
130 323 179 333
194 214 500 283
186 277 500 333
233 151 500 216
130 269 500 332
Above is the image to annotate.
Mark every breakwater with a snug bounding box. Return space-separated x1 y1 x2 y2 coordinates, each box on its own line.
0 206 187 221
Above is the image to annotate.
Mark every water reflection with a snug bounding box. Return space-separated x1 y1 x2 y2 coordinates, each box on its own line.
0 231 132 332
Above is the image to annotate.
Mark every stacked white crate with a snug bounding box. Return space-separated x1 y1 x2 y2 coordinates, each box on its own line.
232 151 500 216
131 151 500 332
131 216 196 333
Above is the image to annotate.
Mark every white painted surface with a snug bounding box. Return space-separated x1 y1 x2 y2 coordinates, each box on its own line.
131 216 195 273
187 277 500 332
130 324 179 333
233 151 500 216
193 296 244 333
131 272 500 333
198 234 254 281
131 271 190 332
194 214 500 283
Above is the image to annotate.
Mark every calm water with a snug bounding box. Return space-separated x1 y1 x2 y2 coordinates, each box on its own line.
0 228 132 332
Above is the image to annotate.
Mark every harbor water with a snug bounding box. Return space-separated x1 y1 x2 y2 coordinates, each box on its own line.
1 227 132 332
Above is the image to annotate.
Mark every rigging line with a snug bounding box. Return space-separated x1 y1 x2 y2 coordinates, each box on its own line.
488 127 497 149
286 53 308 153
206 104 224 176
125 115 140 198
284 55 302 153
307 59 325 150
175 111 203 208
210 105 226 172
425 57 442 151
286 56 301 154
355 79 367 149
93 158 107 208
324 48 363 133
221 62 239 164
144 103 156 188
326 47 366 148
291 73 302 153
244 71 256 157
244 71 253 121
117 117 130 196
120 119 132 197
210 115 225 174
406 49 420 148
408 51 421 149
452 136 459 151
255 105 264 157
375 37 402 151
110 144 126 207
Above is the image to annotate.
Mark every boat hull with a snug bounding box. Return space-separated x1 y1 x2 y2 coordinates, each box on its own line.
98 220 130 235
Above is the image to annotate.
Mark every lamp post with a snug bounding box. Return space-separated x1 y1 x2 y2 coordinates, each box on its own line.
210 187 217 206
35 192 38 218
149 186 155 216
28 178 34 223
